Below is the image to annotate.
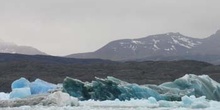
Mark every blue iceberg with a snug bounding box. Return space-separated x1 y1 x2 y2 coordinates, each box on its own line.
63 76 164 101
63 74 220 101
10 87 31 99
9 77 57 99
160 74 220 101
30 79 57 94
10 77 32 99
11 77 30 90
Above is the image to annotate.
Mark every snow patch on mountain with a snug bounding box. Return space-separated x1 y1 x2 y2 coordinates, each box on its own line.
117 34 202 53
171 36 201 49
131 40 144 45
152 39 160 51
131 45 137 51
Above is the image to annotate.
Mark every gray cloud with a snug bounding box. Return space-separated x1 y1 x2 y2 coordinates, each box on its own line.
0 0 220 55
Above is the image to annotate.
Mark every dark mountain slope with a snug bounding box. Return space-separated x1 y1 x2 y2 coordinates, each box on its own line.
0 53 112 64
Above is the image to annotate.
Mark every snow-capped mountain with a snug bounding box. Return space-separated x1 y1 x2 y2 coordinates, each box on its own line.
67 30 220 62
0 40 46 55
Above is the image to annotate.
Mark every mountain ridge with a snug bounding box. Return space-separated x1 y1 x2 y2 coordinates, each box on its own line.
0 39 46 55
67 30 220 64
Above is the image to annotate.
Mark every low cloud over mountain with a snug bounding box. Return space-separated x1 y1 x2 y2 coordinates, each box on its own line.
0 40 46 55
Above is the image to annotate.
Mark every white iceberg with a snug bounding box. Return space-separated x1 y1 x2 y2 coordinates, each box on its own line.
181 95 210 108
0 92 9 100
0 91 79 107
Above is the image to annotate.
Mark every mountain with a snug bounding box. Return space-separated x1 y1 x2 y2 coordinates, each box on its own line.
0 40 46 55
192 30 220 55
67 30 220 64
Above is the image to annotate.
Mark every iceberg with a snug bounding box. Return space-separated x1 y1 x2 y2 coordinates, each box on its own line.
41 91 79 106
9 87 31 99
160 74 220 101
30 79 57 94
2 74 220 109
10 77 31 99
9 77 58 99
181 95 210 108
0 91 79 107
3 77 78 107
63 74 220 101
63 76 164 101
0 92 9 100
11 77 30 90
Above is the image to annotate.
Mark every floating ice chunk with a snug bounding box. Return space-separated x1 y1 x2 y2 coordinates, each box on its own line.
9 87 31 99
30 79 57 94
191 101 210 109
158 100 173 107
148 97 157 104
42 91 79 106
181 95 210 108
0 92 9 100
9 77 58 99
11 77 30 90
181 95 194 106
1 91 79 107
146 97 159 108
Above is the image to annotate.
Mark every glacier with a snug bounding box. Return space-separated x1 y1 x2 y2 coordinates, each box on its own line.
63 74 220 101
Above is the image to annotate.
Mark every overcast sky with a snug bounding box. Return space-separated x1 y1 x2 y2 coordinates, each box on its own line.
0 0 220 56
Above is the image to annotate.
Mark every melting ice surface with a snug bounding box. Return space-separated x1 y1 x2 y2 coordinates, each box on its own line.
0 95 220 110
